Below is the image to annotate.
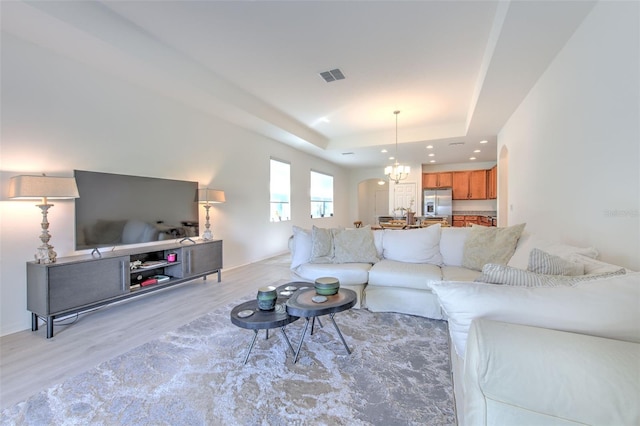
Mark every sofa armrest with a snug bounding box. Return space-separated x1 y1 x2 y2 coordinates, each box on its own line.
464 319 640 426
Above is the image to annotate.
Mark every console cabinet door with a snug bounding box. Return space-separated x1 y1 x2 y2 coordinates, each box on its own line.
183 240 223 277
47 256 129 314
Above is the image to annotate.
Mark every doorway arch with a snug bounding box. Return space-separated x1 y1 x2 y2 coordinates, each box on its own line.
498 145 509 226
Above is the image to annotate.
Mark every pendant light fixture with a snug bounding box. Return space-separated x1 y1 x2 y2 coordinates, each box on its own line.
384 110 410 183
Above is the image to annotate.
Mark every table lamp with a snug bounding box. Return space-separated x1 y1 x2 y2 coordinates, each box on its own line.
198 188 225 241
9 174 80 264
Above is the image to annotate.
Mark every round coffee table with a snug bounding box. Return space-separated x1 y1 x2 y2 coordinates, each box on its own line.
230 299 299 364
286 288 357 363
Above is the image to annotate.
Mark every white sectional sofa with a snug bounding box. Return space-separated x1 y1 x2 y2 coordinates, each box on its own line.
289 224 640 424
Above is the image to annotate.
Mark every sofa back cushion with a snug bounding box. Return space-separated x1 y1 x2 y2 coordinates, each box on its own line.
382 224 443 264
439 227 471 266
430 271 640 358
290 226 312 269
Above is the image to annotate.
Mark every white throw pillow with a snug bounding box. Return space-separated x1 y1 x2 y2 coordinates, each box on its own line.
527 248 585 276
439 227 471 266
430 271 640 357
508 231 599 270
382 224 443 264
373 229 384 258
332 226 379 264
568 253 629 274
290 226 312 269
310 226 334 263
462 223 526 271
475 263 625 287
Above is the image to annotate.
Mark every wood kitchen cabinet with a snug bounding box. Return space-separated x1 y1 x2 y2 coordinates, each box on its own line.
487 165 497 199
452 171 487 200
422 172 453 188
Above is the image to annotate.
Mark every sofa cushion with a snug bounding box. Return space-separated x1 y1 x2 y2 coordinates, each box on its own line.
368 259 442 290
462 223 526 271
527 248 584 276
441 265 482 282
332 226 379 264
439 227 471 267
429 271 640 357
382 225 443 264
508 231 599 270
290 226 312 269
294 262 371 285
464 319 640 426
568 253 630 274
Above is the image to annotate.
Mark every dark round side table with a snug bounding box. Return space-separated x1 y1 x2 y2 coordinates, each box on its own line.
286 288 357 363
230 299 299 364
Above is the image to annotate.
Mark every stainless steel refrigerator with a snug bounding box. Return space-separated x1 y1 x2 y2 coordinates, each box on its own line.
423 188 452 223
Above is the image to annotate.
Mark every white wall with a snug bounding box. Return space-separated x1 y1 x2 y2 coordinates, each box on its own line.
499 1 639 270
0 34 350 336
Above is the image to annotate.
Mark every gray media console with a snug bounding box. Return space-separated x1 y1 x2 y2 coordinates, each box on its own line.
26 239 223 338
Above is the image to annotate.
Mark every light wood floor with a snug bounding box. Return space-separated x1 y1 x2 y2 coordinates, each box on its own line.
0 254 293 410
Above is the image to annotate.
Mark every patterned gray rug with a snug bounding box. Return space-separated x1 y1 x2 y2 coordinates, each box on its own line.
1 302 454 425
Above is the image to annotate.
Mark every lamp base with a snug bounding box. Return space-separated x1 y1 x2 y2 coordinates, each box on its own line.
201 229 213 241
35 244 57 264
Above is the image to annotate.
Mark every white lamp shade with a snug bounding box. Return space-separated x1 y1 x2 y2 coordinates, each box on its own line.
199 188 225 204
8 175 79 199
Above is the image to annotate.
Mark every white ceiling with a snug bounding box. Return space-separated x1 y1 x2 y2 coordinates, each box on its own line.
1 1 597 169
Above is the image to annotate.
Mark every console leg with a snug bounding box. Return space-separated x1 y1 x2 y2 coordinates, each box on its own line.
31 313 38 331
46 316 54 339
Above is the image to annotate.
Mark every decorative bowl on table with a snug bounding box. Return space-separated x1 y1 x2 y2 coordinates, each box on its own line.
314 277 340 296
256 286 277 310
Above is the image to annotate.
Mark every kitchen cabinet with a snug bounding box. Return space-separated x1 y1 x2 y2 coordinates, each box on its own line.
452 215 492 227
422 172 453 189
487 165 497 199
452 171 487 200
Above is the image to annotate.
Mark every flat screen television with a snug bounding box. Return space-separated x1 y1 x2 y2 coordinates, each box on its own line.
74 170 199 250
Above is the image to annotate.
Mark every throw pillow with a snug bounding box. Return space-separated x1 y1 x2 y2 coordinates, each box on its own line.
429 271 640 357
290 226 312 269
310 225 334 264
382 224 443 264
475 263 625 287
507 231 599 270
332 226 379 264
461 223 526 271
527 248 585 276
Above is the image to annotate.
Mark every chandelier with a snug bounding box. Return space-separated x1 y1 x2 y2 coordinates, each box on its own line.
384 110 410 183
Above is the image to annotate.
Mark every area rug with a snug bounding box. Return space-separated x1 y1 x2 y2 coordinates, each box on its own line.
1 301 455 425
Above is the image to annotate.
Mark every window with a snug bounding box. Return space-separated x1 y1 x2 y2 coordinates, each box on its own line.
310 170 333 218
270 159 290 222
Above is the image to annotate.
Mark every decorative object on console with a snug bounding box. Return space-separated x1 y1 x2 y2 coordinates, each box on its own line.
198 188 225 241
8 174 79 264
384 110 410 184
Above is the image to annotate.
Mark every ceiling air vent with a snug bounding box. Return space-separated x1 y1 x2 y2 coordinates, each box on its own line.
320 68 345 83
448 142 465 146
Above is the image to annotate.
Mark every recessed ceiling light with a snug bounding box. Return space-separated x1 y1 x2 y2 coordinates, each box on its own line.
480 140 488 144
428 153 435 157
474 149 481 153
381 149 388 153
389 156 395 160
429 160 436 163
426 145 434 149
470 157 477 160
377 180 386 186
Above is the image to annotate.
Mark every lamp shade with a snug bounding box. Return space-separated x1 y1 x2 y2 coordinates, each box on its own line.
198 188 225 204
8 175 79 199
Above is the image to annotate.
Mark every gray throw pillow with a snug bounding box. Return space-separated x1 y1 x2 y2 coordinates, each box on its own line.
332 226 379 264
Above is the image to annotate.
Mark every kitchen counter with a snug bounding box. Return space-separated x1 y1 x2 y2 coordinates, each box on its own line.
452 211 496 217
